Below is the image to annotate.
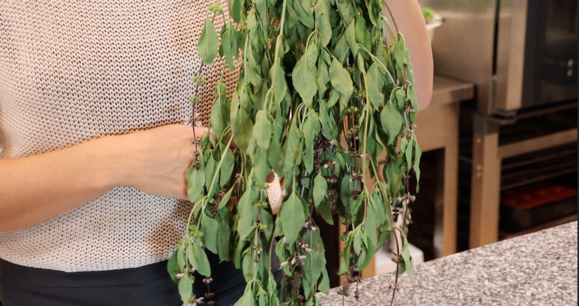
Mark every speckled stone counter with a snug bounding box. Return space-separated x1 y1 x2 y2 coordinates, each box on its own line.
318 221 577 306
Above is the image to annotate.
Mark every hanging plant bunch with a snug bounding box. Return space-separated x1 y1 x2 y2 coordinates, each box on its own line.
168 0 422 304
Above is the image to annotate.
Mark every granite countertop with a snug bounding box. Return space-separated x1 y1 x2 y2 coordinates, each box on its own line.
318 221 577 306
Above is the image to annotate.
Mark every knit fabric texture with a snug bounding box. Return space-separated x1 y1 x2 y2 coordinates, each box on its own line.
0 0 248 272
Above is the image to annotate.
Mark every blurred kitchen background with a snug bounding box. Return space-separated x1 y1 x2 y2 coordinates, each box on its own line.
371 0 578 281
319 0 578 286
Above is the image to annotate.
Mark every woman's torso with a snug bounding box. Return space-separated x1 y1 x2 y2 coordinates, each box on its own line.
0 0 239 272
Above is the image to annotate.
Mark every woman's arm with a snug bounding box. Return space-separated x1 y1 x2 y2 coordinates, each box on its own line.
384 0 433 110
0 124 206 232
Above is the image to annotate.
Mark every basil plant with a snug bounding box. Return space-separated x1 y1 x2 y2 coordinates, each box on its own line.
168 0 422 305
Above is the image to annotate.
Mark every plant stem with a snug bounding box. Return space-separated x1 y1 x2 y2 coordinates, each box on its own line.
390 227 402 306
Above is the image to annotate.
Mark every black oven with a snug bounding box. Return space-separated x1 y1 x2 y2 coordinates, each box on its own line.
420 0 578 116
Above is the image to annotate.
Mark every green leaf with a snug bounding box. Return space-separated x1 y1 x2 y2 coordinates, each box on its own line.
319 100 338 139
329 58 353 113
192 242 211 276
218 185 235 209
262 209 274 240
229 0 242 23
178 274 193 305
315 0 332 46
344 18 359 57
216 216 232 261
238 186 259 242
221 26 237 71
210 95 231 139
220 149 235 188
233 107 254 151
280 191 306 244
242 251 255 281
380 100 403 145
367 63 385 109
413 137 422 191
187 153 205 204
400 233 415 284
167 247 180 283
255 0 268 24
270 61 288 107
292 47 318 106
333 33 349 64
293 0 314 28
355 15 371 52
253 110 272 150
313 173 328 207
309 230 326 283
405 137 413 168
336 0 355 26
316 59 330 98
202 216 219 254
198 18 219 65
176 243 186 270
319 266 331 294
339 174 354 213
282 120 302 175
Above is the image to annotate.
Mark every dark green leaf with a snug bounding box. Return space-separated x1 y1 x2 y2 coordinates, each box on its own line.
280 191 306 244
198 18 219 65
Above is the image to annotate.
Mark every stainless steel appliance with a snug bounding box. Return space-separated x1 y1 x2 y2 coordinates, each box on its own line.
419 0 577 116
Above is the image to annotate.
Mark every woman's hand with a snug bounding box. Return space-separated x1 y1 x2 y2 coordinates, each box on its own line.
111 124 208 200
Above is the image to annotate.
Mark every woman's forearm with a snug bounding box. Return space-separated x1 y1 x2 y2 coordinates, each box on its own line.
384 0 433 110
0 137 119 231
0 124 202 232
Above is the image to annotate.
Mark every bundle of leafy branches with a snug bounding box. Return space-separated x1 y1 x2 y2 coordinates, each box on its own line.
167 0 422 304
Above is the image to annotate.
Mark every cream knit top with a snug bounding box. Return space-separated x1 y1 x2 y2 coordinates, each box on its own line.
0 0 277 272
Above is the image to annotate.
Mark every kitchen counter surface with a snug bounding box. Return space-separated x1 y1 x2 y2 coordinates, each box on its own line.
430 75 474 106
318 221 577 305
